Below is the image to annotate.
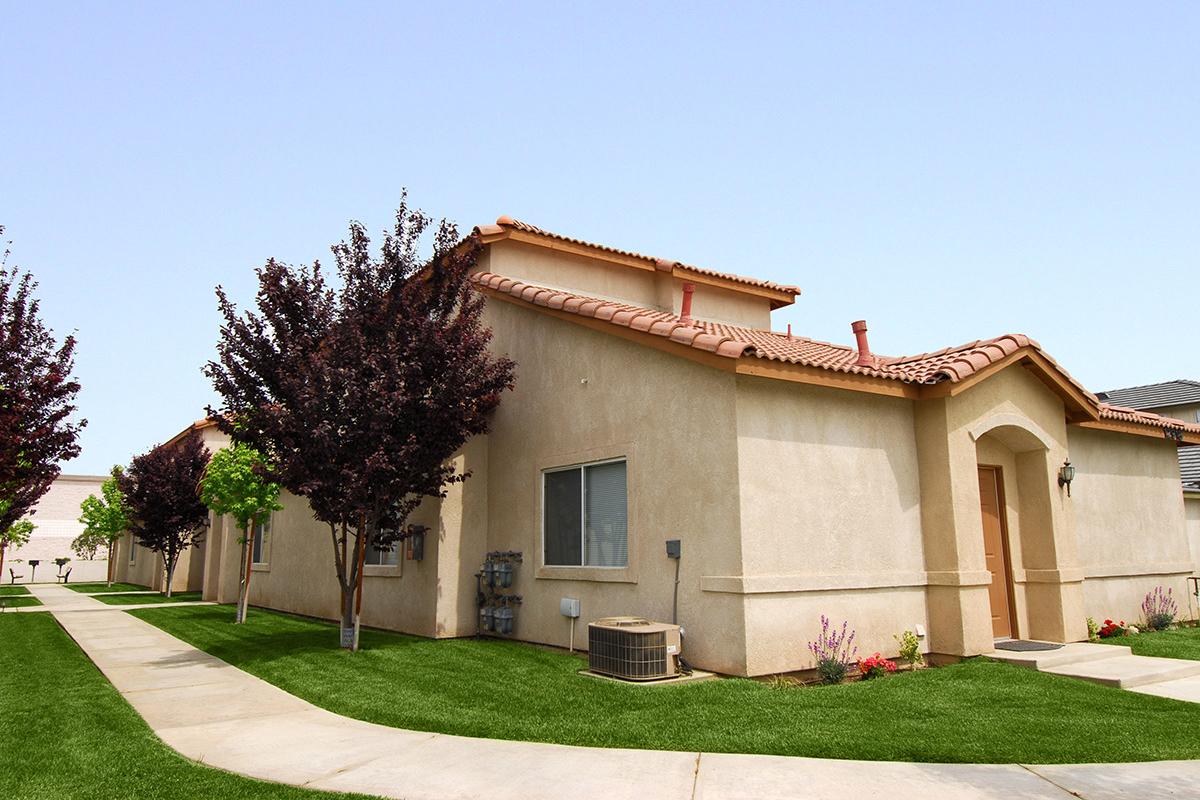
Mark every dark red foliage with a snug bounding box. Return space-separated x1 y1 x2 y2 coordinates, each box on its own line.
0 227 85 531
204 197 516 631
118 429 211 592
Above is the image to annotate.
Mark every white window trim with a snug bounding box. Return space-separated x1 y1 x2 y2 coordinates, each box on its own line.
541 457 628 570
127 533 136 566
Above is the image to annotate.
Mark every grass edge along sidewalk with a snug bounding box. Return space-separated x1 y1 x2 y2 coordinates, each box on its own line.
0 613 382 800
131 603 1200 764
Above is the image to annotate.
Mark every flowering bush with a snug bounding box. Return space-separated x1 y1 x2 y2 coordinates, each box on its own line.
1097 618 1127 638
808 615 857 685
894 629 922 667
1086 617 1100 642
1141 586 1177 631
857 653 898 680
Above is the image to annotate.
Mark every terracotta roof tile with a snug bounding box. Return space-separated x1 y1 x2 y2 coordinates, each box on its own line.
1097 404 1200 434
476 217 802 297
471 272 753 361
470 271 1200 438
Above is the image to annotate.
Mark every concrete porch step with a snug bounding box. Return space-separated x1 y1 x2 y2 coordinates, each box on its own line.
1042 654 1200 689
986 642 1131 670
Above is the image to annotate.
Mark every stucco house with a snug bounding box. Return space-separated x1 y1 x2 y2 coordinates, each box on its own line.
114 422 227 593
114 218 1200 677
1097 380 1200 575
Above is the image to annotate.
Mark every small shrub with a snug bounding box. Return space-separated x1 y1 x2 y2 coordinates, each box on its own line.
1086 617 1100 642
1098 618 1127 638
894 629 922 667
808 615 857 685
857 653 897 680
1141 586 1177 631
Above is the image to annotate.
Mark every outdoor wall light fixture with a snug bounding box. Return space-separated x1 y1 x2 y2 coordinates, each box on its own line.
1058 459 1076 496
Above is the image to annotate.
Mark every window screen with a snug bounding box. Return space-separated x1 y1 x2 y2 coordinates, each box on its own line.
544 468 582 566
365 537 399 566
543 460 627 567
252 517 270 564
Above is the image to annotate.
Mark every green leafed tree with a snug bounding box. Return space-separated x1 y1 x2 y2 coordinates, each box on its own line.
0 514 34 582
200 442 282 622
75 467 130 586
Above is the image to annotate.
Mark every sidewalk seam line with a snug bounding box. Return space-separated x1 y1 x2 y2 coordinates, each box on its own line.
1018 763 1084 798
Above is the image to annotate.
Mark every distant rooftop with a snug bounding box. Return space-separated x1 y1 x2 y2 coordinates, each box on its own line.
1097 379 1200 410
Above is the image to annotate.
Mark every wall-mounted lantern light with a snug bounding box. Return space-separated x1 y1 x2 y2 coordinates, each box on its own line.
1058 459 1076 497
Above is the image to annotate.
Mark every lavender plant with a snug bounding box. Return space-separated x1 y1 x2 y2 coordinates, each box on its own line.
808 615 857 684
1141 586 1177 631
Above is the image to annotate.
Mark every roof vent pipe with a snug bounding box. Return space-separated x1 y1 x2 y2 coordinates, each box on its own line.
680 282 696 326
851 320 874 367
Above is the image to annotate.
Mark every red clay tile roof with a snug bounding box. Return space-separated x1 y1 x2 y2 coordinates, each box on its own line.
1097 404 1200 433
474 217 802 298
471 271 1200 438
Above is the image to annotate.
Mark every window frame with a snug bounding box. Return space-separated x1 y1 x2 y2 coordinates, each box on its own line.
364 536 400 567
251 513 272 569
127 533 136 566
541 457 628 570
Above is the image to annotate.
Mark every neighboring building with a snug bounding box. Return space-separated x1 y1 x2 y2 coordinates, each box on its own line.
1097 380 1200 575
9 474 108 583
120 218 1200 676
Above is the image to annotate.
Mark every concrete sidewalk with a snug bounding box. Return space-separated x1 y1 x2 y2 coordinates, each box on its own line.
27 584 1200 800
990 642 1200 702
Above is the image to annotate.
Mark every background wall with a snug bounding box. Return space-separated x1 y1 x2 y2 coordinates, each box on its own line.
1069 427 1193 624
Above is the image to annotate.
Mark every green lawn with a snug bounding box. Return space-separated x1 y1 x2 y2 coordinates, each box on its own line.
0 613 379 800
96 591 202 606
67 582 150 593
0 585 30 596
1 595 42 608
1100 625 1200 661
132 604 1200 764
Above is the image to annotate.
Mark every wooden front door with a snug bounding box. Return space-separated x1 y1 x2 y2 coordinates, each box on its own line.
977 466 1015 639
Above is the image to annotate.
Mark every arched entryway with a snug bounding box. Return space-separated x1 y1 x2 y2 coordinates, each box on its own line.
972 417 1076 643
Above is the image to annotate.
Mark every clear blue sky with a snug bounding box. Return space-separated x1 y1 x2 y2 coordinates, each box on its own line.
4 3 1198 474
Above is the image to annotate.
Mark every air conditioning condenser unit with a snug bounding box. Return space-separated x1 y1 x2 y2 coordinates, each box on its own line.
587 617 681 681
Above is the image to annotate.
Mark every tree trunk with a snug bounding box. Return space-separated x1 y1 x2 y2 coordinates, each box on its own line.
238 521 255 624
163 553 175 599
340 584 355 648
339 522 365 650
352 518 367 652
0 541 6 585
106 540 115 587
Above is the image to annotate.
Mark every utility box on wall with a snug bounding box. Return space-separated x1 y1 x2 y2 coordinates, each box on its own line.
560 597 581 618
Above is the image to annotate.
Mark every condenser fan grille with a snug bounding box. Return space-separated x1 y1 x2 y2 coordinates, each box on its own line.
588 626 668 680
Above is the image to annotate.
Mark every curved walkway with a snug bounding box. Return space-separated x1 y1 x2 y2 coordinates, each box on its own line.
27 584 1200 800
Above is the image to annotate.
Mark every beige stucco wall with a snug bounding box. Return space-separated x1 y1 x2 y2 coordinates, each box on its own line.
112 528 206 592
210 488 452 637
478 296 751 674
1187 495 1200 576
484 241 774 329
728 376 929 675
1069 426 1193 625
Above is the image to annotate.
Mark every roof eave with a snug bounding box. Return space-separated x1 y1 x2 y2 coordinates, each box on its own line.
476 224 800 309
